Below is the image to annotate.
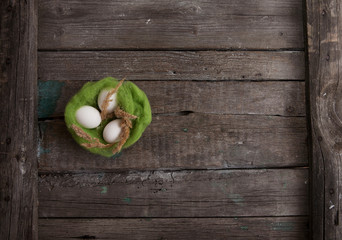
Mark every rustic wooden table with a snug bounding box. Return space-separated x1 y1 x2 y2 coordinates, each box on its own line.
1 0 341 239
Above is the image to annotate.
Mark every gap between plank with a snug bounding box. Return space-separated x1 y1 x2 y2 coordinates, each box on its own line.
37 79 306 83
38 48 305 52
38 215 309 220
37 112 306 121
38 166 309 175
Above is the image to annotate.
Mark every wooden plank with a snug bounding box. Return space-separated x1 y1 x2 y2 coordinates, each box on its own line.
0 0 38 239
39 217 309 240
38 0 303 50
38 51 305 81
38 113 307 172
38 169 308 217
306 0 342 239
38 80 306 118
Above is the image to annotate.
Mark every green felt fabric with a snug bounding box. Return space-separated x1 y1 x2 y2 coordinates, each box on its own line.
64 77 152 157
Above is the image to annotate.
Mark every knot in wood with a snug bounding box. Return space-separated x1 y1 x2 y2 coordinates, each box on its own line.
322 9 327 16
333 142 342 154
286 106 295 113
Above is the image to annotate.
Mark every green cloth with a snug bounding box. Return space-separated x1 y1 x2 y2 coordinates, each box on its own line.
64 77 152 157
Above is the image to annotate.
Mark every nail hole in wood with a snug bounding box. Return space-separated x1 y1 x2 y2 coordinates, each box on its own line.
286 106 295 113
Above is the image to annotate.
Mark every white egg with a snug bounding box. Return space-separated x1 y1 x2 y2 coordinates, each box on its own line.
103 119 122 143
75 106 102 129
98 89 118 113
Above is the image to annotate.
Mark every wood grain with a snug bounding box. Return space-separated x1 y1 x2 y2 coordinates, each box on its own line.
38 169 308 218
38 51 305 81
38 0 303 50
39 217 309 240
38 113 307 172
0 0 38 239
38 80 306 119
306 0 342 239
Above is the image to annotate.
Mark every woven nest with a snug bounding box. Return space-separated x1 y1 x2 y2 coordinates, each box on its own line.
64 77 152 157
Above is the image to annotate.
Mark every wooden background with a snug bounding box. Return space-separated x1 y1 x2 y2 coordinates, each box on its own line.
36 0 308 239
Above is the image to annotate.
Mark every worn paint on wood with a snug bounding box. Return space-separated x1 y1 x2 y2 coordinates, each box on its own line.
38 169 308 217
38 80 65 118
38 51 305 81
38 0 303 50
39 217 309 240
0 0 38 239
38 114 307 172
306 0 342 239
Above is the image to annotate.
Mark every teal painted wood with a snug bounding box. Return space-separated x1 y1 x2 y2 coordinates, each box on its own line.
38 80 65 118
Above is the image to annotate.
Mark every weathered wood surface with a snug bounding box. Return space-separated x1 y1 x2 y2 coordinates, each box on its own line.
38 80 306 119
38 51 305 81
39 217 309 240
38 114 307 172
36 0 308 239
38 0 303 50
38 169 308 217
0 0 38 239
306 0 342 239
